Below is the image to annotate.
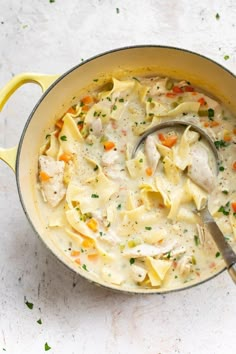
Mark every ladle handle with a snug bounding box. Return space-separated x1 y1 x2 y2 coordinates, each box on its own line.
200 207 236 284
228 264 236 283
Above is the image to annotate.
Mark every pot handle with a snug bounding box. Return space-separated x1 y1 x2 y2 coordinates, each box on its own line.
0 73 60 172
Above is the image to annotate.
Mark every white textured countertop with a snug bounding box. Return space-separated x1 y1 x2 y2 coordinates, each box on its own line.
0 1 236 353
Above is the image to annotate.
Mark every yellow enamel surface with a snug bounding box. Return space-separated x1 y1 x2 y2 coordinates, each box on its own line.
0 73 60 172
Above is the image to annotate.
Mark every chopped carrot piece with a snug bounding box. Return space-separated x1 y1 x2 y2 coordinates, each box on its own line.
162 136 178 148
86 218 98 232
54 130 60 138
210 121 220 127
232 161 236 171
82 238 94 248
158 133 165 141
231 202 236 213
81 96 94 105
87 253 98 261
145 167 153 176
103 141 115 151
39 171 50 182
198 97 206 106
184 86 194 92
82 105 90 112
59 152 73 163
223 134 232 142
166 92 176 98
172 86 183 93
71 250 80 257
67 106 76 115
191 92 198 96
204 122 210 127
77 121 84 130
75 258 81 265
233 128 236 135
55 118 64 129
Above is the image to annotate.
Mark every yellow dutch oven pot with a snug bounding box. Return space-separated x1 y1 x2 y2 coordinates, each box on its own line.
0 46 236 294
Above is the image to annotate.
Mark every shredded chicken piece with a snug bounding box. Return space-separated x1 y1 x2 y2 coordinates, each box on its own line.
188 144 216 193
130 264 147 282
123 241 177 258
39 155 66 207
144 135 160 173
178 255 192 275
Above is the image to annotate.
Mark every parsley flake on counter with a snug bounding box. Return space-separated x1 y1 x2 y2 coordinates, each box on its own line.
116 7 120 14
91 194 99 198
44 343 51 351
129 258 135 265
25 300 34 310
60 135 67 141
49 0 55 3
224 55 230 60
37 318 42 325
215 13 220 20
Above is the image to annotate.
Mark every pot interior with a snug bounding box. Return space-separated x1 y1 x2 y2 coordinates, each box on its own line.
16 46 236 293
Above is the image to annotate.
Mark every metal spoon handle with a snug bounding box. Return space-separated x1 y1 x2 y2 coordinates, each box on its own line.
200 207 236 284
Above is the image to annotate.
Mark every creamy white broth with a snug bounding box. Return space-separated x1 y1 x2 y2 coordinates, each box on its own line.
37 76 236 290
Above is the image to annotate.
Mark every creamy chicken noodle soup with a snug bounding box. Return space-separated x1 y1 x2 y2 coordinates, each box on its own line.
38 75 236 290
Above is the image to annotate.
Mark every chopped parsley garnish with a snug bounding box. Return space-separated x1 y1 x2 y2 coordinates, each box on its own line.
215 252 221 258
44 342 51 351
194 235 200 246
112 105 117 111
218 201 230 215
222 190 229 194
82 264 88 271
117 204 122 210
25 300 34 310
139 158 143 163
208 108 215 120
145 226 152 230
60 135 67 141
129 258 135 265
147 97 152 103
45 134 51 139
214 140 229 149
99 231 103 236
93 165 99 171
37 318 42 325
132 77 140 82
219 166 225 171
119 98 124 102
93 79 98 82
224 55 230 60
91 194 99 198
215 13 220 20
166 252 171 259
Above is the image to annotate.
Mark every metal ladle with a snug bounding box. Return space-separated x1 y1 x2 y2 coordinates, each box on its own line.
132 120 236 284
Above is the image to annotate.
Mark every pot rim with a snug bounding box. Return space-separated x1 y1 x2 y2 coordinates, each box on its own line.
15 44 234 294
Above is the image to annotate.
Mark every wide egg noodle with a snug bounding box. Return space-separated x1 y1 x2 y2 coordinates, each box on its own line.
59 114 83 154
70 170 119 214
